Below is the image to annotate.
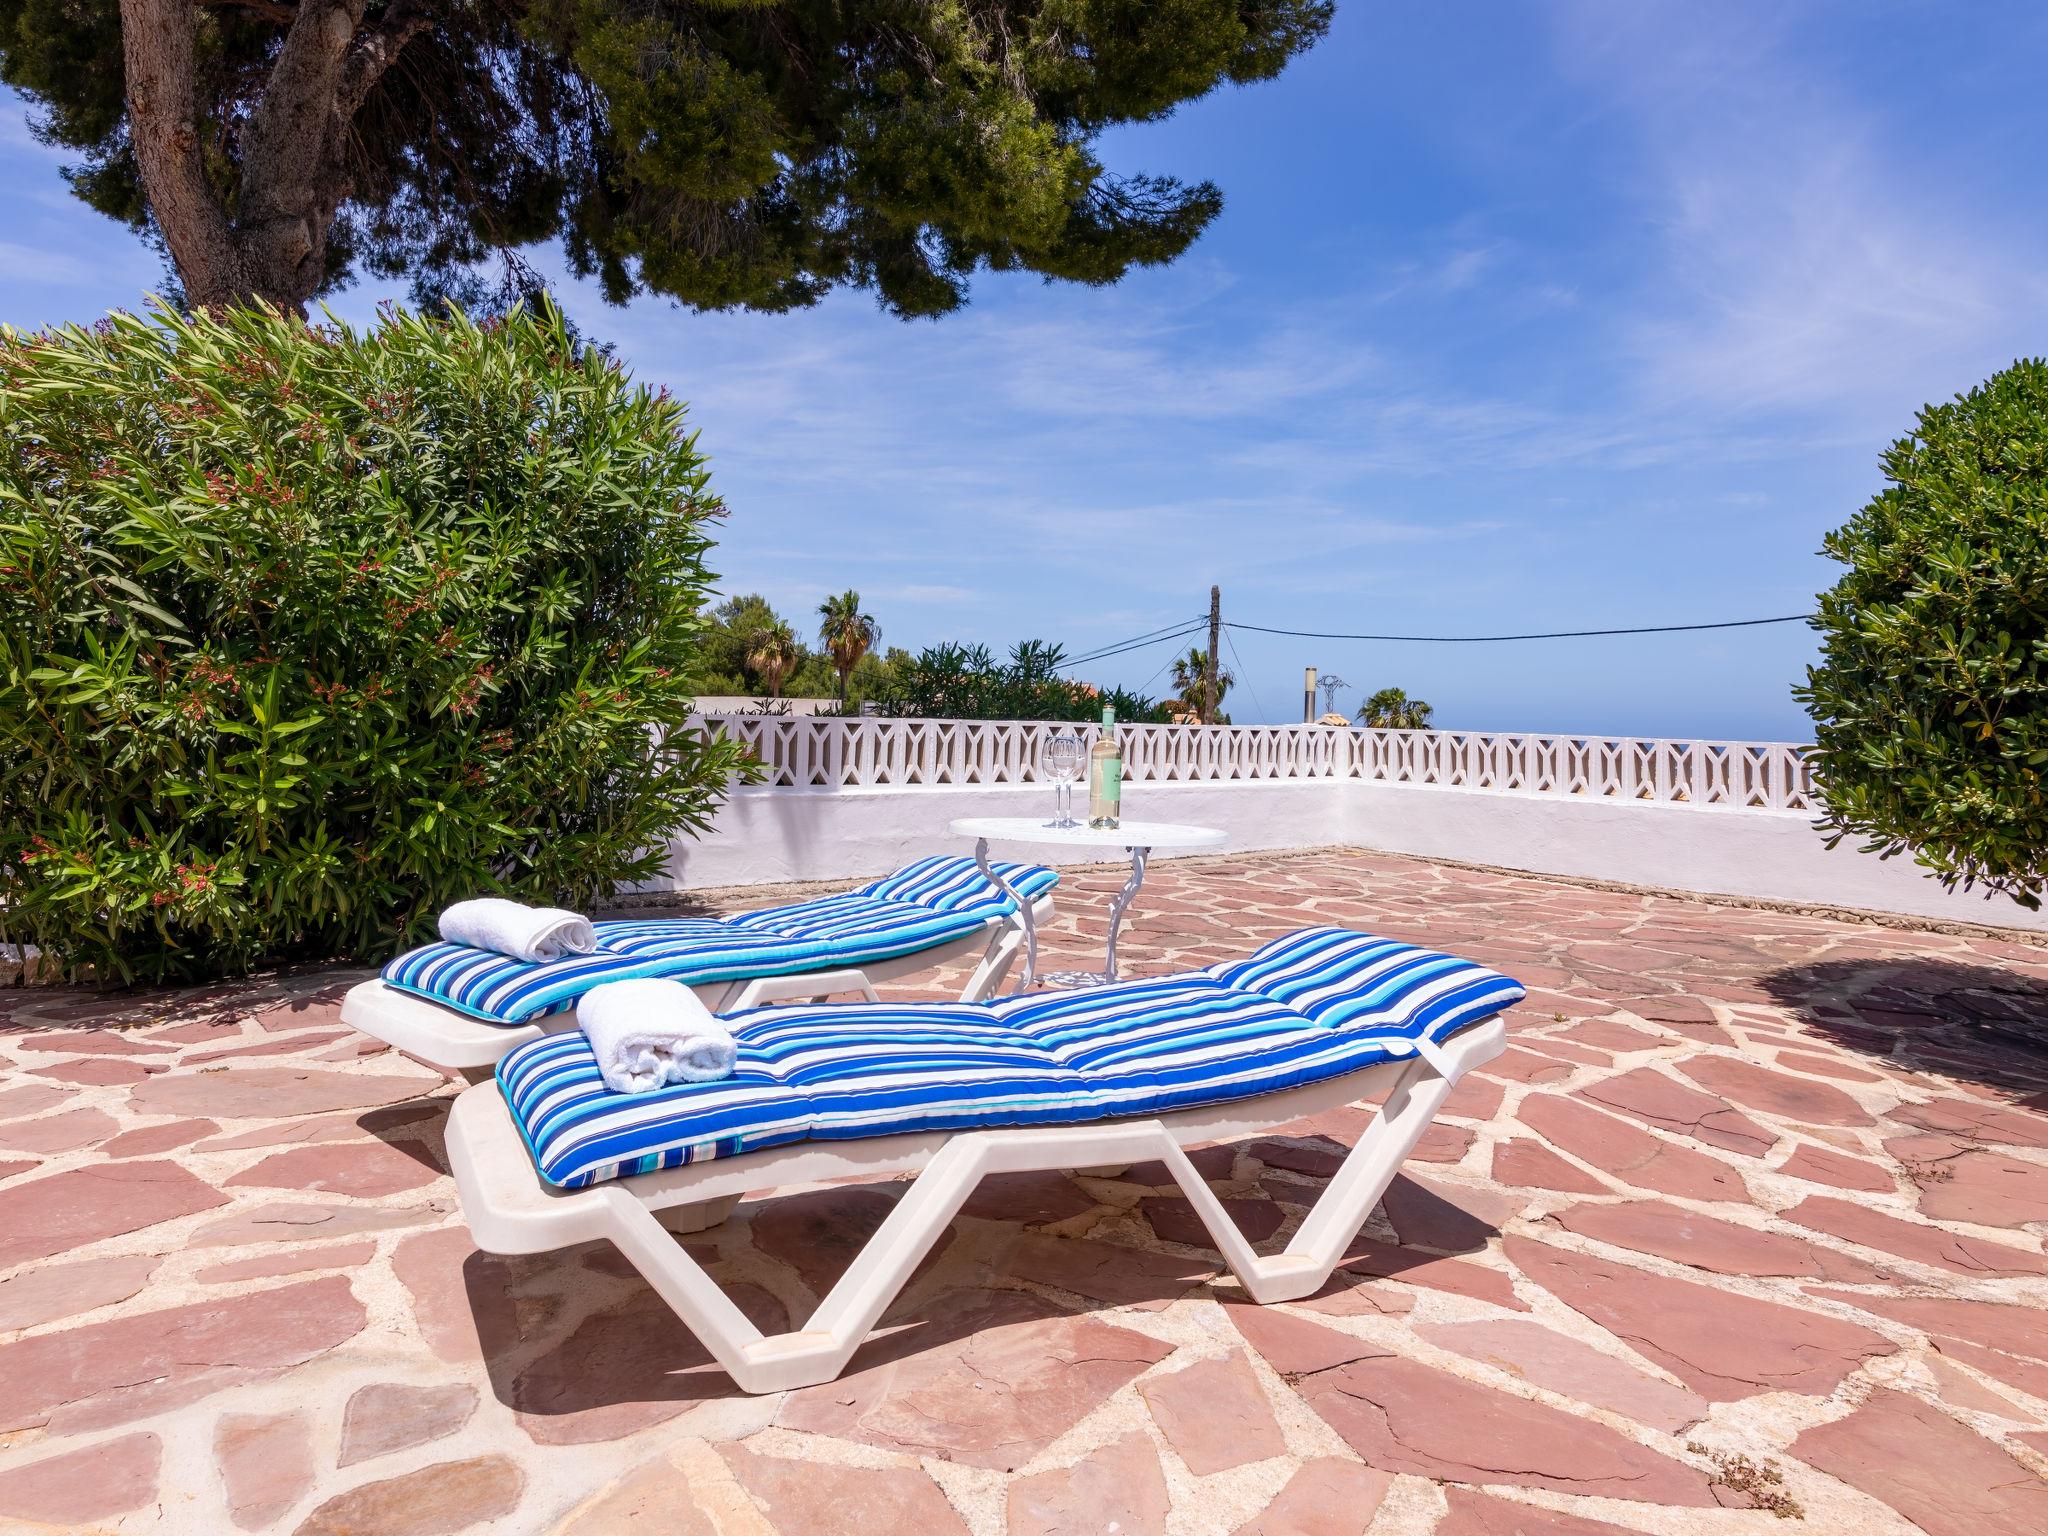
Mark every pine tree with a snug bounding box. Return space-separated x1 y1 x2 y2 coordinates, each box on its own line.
0 1 1330 314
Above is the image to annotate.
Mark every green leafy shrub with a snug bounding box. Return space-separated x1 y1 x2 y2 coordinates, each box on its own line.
876 640 1171 722
1 300 746 981
1797 358 2048 907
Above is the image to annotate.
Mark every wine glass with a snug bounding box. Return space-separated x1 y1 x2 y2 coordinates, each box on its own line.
1041 732 1085 827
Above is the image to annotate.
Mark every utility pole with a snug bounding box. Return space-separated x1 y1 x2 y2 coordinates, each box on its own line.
1204 585 1221 725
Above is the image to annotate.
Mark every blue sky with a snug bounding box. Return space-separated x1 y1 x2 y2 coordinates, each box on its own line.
5 1 2045 738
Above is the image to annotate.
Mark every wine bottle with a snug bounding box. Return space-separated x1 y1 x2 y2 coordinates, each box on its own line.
1087 705 1122 829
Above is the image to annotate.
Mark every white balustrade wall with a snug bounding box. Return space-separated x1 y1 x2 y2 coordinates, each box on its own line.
650 717 2043 932
704 715 1815 809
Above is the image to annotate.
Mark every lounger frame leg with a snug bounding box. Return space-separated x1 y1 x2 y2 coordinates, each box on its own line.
957 922 1025 1002
579 1019 1499 1394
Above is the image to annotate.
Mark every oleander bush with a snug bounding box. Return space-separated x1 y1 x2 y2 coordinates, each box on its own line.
1798 358 2048 908
0 300 746 981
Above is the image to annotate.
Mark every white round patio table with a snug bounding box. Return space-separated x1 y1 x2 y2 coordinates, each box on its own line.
949 817 1228 993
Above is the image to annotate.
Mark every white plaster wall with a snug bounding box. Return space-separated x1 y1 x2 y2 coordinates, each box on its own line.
1342 780 2048 933
646 775 2048 934
645 778 1348 890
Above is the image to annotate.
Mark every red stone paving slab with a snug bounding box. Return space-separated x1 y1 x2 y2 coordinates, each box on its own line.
780 1286 1173 1470
0 1254 160 1330
1545 1201 1897 1283
1805 1290 2048 1364
1677 1055 1877 1126
1435 1488 1653 1536
14 1029 167 1055
1514 1095 1749 1202
1416 1318 1708 1433
1777 1143 1895 1192
1139 1348 1287 1473
1783 1194 2048 1277
0 1105 118 1153
216 1409 316 1530
1276 1344 1718 1504
1776 1049 1885 1082
1007 1431 1167 1536
1559 1019 1667 1053
1493 1137 1613 1193
1231 1456 1392 1535
0 1157 227 1267
129 1065 434 1119
226 1138 446 1198
292 1453 524 1536
26 1056 163 1086
196 1239 378 1285
0 1082 72 1119
1507 1237 1897 1401
1890 1096 2048 1147
0 1429 161 1526
194 1100 442 1152
1580 1067 1779 1156
0 1276 365 1433
191 1198 446 1247
1925 1352 2028 1416
1792 1389 2048 1536
995 1228 1216 1309
1141 1192 1285 1247
254 996 348 1034
1334 1237 1526 1311
1930 1337 2048 1401
1886 1134 2048 1227
338 1382 479 1467
99 1117 221 1158
509 1277 784 1445
1379 1170 1523 1251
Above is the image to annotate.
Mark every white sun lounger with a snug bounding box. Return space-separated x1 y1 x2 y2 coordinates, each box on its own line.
343 855 1057 1079
446 927 1519 1393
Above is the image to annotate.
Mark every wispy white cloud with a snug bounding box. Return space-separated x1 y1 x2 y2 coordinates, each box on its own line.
1548 1 2048 432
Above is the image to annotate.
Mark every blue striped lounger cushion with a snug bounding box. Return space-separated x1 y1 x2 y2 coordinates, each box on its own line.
381 856 1058 1025
498 927 1525 1188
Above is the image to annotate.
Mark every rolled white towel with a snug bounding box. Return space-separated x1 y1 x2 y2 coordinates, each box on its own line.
579 977 738 1094
438 897 597 962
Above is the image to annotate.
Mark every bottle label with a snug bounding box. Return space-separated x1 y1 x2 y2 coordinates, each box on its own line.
1101 761 1121 806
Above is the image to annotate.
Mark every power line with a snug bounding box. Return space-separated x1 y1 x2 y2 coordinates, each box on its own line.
1223 613 1814 644
1066 618 1208 668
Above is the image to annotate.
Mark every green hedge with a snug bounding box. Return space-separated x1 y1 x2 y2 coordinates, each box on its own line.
1 301 745 981
1799 358 2048 908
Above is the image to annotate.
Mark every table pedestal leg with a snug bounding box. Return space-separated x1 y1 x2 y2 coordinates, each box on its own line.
1102 845 1149 983
974 836 1037 992
1038 844 1151 990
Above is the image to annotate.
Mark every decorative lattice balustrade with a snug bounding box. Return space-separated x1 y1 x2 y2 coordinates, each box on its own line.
700 716 1816 811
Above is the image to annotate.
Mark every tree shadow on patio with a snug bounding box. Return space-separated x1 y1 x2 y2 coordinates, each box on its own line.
1759 956 2048 1095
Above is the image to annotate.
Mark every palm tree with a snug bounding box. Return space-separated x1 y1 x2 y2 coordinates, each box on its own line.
745 620 799 698
817 590 881 703
1357 686 1434 730
1169 647 1234 724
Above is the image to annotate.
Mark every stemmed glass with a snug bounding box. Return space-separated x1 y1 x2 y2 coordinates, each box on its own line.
1041 732 1085 827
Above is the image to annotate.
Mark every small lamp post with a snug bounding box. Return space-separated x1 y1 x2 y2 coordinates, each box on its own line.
1303 666 1317 725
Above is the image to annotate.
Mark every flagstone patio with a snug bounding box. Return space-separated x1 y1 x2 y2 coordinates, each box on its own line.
2 847 2046 1535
